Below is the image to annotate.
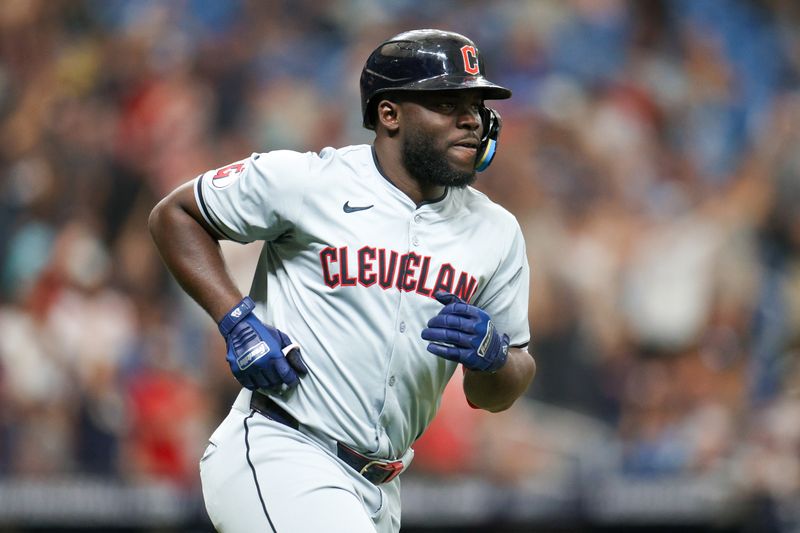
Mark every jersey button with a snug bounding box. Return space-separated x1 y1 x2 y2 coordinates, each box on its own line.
399 321 406 333
414 215 422 224
412 235 420 246
388 376 396 386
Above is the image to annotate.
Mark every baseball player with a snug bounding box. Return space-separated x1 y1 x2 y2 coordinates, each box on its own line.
149 29 535 533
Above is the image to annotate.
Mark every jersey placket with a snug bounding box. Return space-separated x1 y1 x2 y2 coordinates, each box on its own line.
394 208 424 345
376 206 424 454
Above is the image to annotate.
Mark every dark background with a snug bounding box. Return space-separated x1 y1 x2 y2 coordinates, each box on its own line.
1 0 799 531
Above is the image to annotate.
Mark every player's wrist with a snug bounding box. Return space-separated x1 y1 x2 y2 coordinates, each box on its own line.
471 311 508 372
218 296 256 337
483 331 510 373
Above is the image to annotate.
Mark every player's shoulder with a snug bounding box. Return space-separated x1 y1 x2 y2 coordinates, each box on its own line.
451 186 524 251
253 144 369 161
458 188 527 264
315 144 373 169
456 186 520 227
251 144 370 176
318 144 371 160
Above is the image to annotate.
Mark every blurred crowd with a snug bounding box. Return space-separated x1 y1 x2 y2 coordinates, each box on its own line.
1 0 799 528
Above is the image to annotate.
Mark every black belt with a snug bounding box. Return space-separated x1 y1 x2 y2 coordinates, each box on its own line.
249 392 404 485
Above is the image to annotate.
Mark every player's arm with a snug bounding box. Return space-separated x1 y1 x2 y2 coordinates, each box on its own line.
462 346 535 412
149 180 307 391
421 292 535 412
148 181 242 320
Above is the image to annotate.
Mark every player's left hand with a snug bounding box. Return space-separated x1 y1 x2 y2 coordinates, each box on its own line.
421 291 509 373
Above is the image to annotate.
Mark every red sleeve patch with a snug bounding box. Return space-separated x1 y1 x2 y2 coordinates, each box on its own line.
210 161 246 189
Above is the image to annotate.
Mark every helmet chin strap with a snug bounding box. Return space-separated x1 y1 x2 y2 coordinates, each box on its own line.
475 107 502 172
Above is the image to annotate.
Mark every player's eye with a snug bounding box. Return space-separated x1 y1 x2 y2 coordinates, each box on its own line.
435 102 457 113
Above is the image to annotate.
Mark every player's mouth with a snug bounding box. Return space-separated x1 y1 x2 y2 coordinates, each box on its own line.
450 137 479 161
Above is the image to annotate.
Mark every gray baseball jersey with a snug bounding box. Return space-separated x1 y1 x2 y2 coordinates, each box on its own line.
194 144 530 459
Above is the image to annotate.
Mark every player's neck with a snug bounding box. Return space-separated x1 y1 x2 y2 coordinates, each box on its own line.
373 142 445 205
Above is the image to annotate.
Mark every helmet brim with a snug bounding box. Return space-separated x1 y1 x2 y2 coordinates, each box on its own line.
399 74 512 99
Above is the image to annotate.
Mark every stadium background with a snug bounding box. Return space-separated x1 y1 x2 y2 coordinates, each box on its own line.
1 0 799 531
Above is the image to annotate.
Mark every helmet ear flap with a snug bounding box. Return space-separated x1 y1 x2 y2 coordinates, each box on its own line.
475 107 502 172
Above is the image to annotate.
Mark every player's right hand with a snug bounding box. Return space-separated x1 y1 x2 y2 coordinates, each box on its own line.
217 296 308 391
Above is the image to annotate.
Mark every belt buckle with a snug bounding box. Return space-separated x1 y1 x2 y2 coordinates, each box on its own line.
359 459 404 484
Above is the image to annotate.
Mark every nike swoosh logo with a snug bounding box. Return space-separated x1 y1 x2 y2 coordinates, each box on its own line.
343 201 374 213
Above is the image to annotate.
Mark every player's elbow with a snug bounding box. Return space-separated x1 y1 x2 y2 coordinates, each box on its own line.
148 197 169 242
483 398 517 413
148 182 197 243
148 194 189 250
464 388 520 413
466 350 536 412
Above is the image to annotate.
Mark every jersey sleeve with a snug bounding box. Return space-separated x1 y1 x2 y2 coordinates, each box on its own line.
194 150 313 243
474 218 531 348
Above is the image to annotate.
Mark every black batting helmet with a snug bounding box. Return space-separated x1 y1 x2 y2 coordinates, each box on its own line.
360 29 511 130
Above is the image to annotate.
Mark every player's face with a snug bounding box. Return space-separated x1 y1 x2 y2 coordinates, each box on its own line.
399 90 484 188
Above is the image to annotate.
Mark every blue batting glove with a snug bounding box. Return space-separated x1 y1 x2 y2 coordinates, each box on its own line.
218 297 308 391
421 292 510 373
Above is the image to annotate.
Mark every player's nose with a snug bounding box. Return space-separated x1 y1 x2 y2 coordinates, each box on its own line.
456 105 481 131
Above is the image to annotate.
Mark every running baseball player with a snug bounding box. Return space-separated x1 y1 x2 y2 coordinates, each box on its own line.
149 29 535 533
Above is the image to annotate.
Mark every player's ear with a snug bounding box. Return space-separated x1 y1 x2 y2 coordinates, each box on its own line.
376 99 401 133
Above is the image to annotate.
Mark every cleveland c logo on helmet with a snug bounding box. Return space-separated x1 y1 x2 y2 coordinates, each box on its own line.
460 45 479 75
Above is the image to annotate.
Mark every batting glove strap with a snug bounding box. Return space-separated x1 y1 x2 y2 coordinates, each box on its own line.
482 330 510 373
218 296 256 337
